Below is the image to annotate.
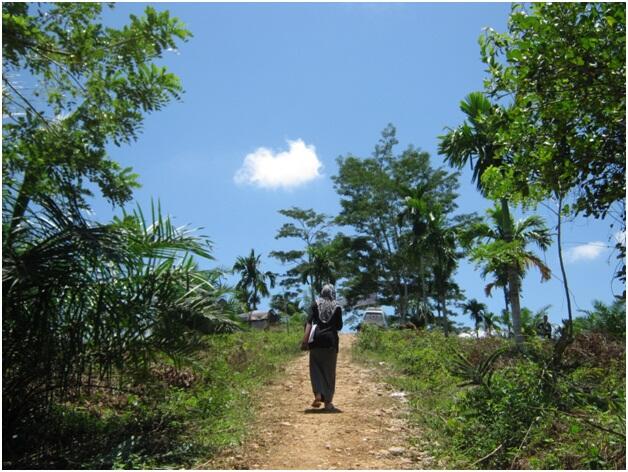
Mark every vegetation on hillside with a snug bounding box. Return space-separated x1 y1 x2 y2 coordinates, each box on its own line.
2 1 624 469
355 314 625 469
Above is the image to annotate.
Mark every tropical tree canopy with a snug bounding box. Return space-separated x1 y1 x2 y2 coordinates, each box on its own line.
2 2 192 242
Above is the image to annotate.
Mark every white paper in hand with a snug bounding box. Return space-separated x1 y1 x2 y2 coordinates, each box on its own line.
308 324 317 344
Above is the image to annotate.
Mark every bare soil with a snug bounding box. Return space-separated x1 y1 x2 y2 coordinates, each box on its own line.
199 334 434 470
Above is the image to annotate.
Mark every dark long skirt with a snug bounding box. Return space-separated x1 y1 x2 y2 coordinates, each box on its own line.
309 347 338 403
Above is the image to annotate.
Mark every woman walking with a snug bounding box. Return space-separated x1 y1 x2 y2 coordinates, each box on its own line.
301 284 343 412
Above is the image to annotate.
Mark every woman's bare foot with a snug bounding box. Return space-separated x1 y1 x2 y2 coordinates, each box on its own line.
311 394 322 408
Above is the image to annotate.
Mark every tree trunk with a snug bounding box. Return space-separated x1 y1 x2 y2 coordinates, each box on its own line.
502 285 510 316
500 198 524 346
441 294 449 337
508 267 524 345
556 192 573 339
403 281 408 322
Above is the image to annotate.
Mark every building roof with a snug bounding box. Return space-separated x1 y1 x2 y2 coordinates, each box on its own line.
238 310 273 322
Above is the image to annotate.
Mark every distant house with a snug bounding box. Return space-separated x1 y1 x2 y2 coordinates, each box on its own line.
238 309 280 330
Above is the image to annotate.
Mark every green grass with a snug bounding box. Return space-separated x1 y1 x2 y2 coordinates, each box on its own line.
353 326 626 469
3 322 303 469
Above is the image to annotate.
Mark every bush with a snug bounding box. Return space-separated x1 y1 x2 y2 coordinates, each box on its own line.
354 326 626 469
3 329 301 469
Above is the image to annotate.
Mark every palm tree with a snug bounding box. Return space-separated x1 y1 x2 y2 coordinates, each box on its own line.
398 182 442 319
425 213 460 337
438 92 506 196
482 311 498 336
3 197 230 437
499 309 513 338
439 92 530 343
468 204 552 344
461 298 487 338
233 249 276 311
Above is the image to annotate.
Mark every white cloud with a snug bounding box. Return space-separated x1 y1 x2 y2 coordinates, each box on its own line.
565 241 607 263
234 139 322 189
614 231 626 247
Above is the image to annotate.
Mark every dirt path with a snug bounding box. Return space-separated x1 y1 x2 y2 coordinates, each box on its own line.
202 334 433 470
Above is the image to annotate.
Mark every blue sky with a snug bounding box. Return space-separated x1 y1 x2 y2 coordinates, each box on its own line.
90 2 624 327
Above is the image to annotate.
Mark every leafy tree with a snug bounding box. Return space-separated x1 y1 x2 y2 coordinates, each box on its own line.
461 299 487 338
233 249 276 311
334 124 460 319
477 2 626 294
464 204 552 344
2 2 191 246
270 292 302 317
269 207 332 302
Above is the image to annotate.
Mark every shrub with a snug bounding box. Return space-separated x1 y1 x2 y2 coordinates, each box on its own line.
355 326 626 469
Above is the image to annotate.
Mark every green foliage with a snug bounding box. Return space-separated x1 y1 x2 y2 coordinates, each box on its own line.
2 2 192 229
269 207 332 302
449 346 509 390
477 2 626 290
355 327 625 469
2 196 238 450
232 249 276 311
573 300 626 340
334 124 471 324
3 329 301 469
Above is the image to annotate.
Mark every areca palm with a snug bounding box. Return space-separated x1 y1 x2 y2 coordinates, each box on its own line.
461 298 487 338
438 92 506 196
232 249 276 311
398 182 442 312
468 204 552 344
425 213 460 337
439 92 533 344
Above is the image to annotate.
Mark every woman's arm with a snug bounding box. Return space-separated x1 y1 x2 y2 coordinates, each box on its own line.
336 307 343 331
301 303 316 350
301 322 312 350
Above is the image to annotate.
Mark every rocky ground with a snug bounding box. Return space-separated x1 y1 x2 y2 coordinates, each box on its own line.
199 333 434 470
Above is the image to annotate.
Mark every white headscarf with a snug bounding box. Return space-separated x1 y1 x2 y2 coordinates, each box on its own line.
317 284 338 323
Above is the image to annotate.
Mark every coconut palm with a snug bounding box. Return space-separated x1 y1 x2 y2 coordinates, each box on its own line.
233 249 276 311
468 204 552 343
461 299 487 338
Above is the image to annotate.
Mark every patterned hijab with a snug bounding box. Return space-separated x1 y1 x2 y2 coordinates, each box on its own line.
317 284 338 323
